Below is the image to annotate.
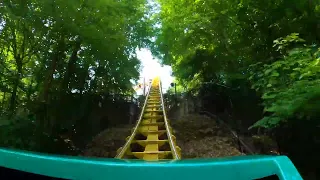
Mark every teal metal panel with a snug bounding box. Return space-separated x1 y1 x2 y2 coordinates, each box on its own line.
0 148 302 180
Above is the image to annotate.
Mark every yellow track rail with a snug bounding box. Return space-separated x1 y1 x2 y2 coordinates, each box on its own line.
115 77 181 161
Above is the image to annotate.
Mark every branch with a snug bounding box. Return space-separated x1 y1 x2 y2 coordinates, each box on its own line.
9 23 18 58
20 25 27 59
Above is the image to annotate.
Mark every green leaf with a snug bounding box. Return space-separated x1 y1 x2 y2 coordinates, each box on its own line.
271 71 279 77
248 116 282 130
262 92 276 99
264 69 272 75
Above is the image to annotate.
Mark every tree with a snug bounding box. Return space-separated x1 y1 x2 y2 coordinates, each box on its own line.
0 0 151 140
152 0 320 128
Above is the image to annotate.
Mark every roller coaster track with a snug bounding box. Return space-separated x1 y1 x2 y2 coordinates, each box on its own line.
0 77 303 179
116 77 181 161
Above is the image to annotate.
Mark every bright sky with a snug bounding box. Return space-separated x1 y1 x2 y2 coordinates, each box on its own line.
135 48 174 95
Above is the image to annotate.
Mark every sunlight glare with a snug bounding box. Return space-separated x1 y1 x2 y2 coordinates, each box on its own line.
135 48 173 95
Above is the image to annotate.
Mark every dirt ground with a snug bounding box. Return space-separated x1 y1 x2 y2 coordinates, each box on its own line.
81 125 132 158
171 114 243 158
81 114 243 158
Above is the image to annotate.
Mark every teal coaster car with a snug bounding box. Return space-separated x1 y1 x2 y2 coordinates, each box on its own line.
0 148 302 180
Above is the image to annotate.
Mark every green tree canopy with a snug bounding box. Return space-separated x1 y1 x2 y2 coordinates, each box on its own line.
151 0 320 129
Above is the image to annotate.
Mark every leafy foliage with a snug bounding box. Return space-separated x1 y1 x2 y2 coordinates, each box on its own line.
0 114 78 154
0 0 151 150
249 34 320 128
152 0 320 130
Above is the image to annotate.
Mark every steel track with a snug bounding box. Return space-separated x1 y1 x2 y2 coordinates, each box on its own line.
115 77 181 161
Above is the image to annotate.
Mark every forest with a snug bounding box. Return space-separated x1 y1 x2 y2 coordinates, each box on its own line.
0 0 152 154
0 0 320 178
152 0 320 178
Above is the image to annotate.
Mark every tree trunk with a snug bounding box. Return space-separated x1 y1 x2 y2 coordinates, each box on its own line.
41 53 58 102
61 40 81 93
37 35 66 129
78 65 89 99
9 57 22 117
26 79 34 103
54 40 81 129
40 36 66 102
9 78 18 111
2 92 6 109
